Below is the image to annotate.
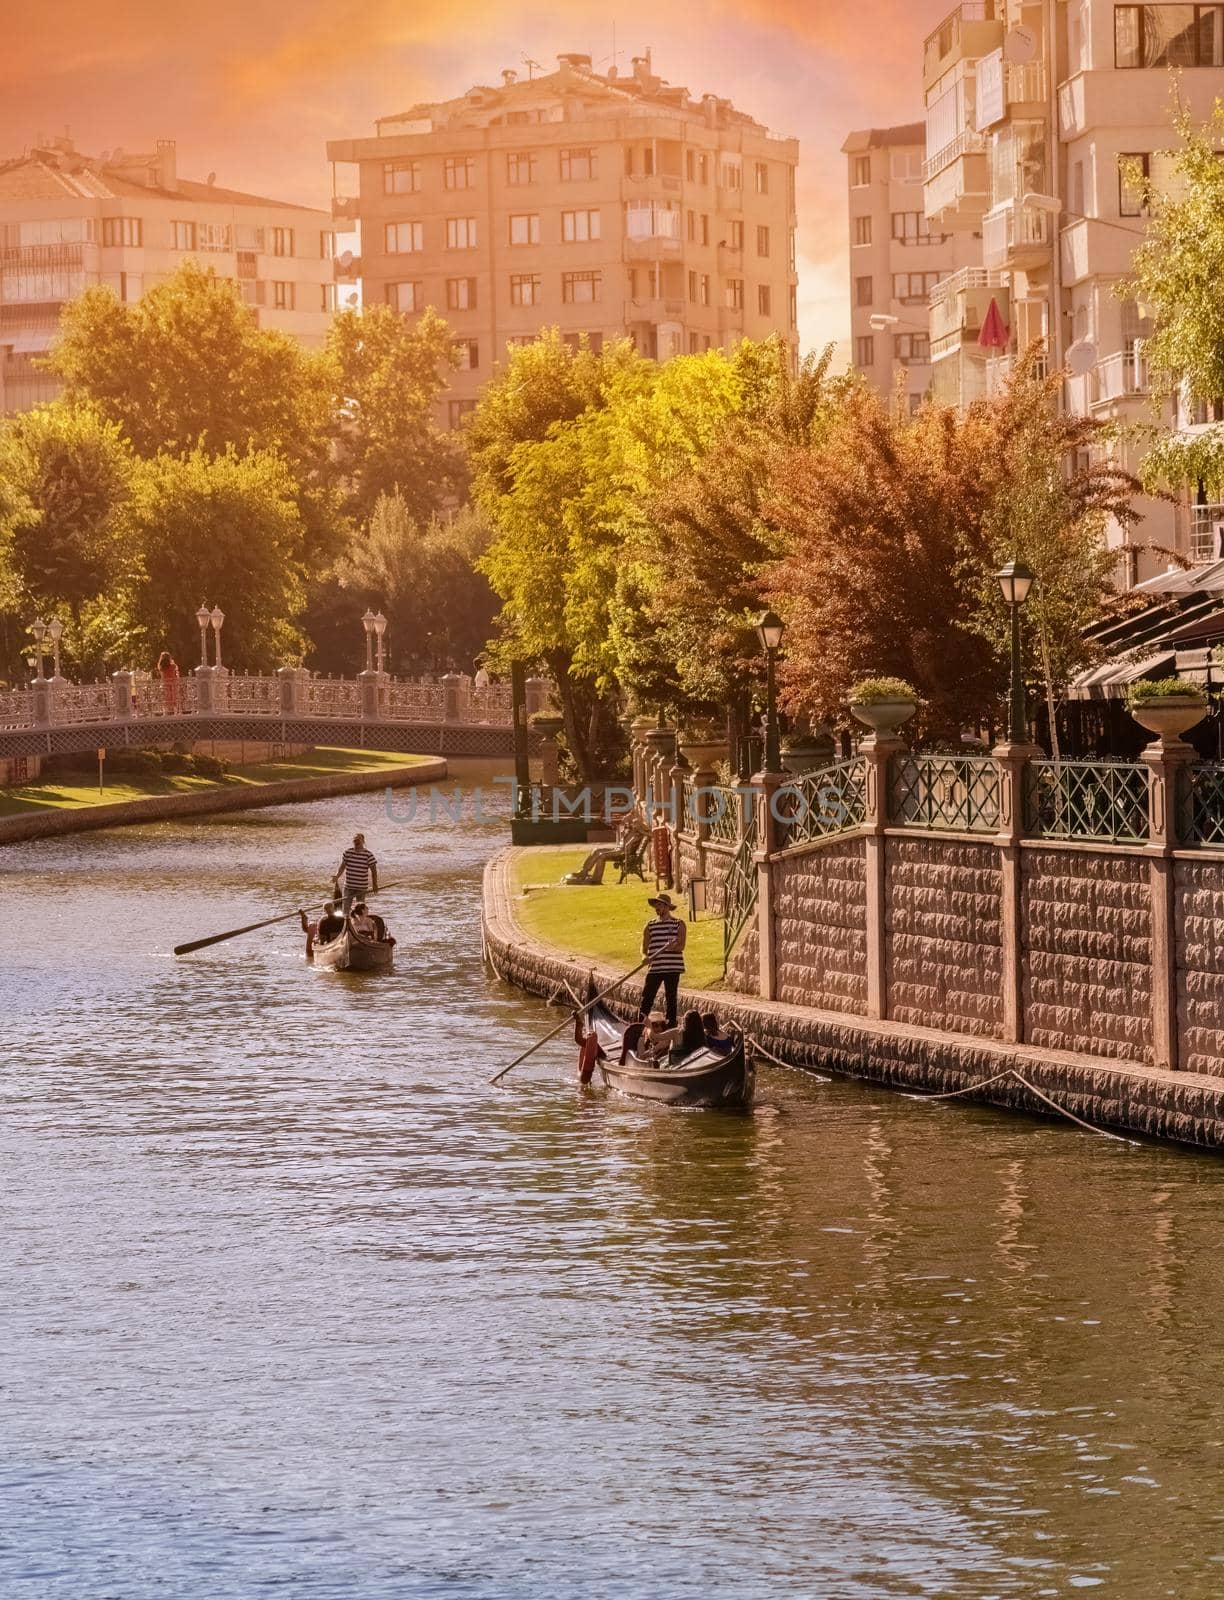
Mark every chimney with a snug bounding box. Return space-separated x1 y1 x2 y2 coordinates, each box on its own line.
156 137 177 193
557 52 592 71
502 68 517 85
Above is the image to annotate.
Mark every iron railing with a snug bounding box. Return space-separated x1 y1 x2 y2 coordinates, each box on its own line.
705 785 747 845
722 808 760 966
890 754 1001 833
1025 759 1149 844
1180 764 1224 847
782 759 868 848
676 775 695 836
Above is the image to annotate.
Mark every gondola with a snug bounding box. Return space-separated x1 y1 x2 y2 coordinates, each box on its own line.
312 924 394 973
587 1002 754 1109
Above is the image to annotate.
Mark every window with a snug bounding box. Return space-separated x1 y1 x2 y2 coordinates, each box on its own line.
236 250 258 280
688 269 698 301
388 281 424 313
321 283 337 312
893 270 942 302
754 161 769 194
446 217 477 249
721 155 742 189
320 231 336 259
855 275 874 307
895 333 930 362
891 150 922 181
757 284 772 315
448 399 476 428
271 281 294 310
699 153 709 184
700 273 710 306
1119 151 1151 215
729 219 744 250
688 331 700 353
853 215 872 246
510 273 541 306
687 210 696 241
172 220 196 250
852 155 871 186
1115 4 1224 66
383 160 420 194
562 270 601 303
271 227 294 256
725 278 744 310
240 280 264 308
560 148 597 181
789 284 798 329
562 209 601 242
507 151 537 185
789 230 797 271
891 211 945 244
445 156 475 189
757 225 770 257
385 220 423 253
446 277 477 310
235 224 265 251
855 334 875 366
102 216 142 247
701 214 710 246
509 214 540 246
455 338 479 371
686 149 695 181
198 222 230 252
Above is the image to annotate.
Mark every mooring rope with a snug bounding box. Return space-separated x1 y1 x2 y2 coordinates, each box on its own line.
746 1036 833 1081
899 1067 1017 1101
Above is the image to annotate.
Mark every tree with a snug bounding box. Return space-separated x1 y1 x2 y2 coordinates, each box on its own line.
328 304 463 524
124 447 307 671
1127 102 1224 495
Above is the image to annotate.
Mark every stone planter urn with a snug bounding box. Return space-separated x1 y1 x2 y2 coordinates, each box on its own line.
677 730 729 769
1127 693 1207 746
529 711 565 738
848 698 917 736
781 730 836 775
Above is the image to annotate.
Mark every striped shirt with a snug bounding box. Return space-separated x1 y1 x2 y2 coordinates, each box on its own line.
645 916 685 972
340 846 377 891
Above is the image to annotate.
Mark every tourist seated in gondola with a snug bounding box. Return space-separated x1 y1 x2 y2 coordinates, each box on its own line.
350 901 395 946
300 901 345 958
668 1010 708 1062
701 1012 736 1052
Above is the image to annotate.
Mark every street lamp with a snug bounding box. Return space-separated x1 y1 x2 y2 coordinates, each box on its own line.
373 611 387 674
209 606 226 671
755 608 785 773
995 559 1035 744
30 616 47 680
46 616 64 680
196 603 211 667
361 608 376 673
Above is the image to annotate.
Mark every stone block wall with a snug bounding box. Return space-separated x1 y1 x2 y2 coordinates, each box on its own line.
885 837 1003 1037
773 839 868 1013
1021 848 1152 1064
703 843 734 917
1175 857 1224 1076
677 835 701 893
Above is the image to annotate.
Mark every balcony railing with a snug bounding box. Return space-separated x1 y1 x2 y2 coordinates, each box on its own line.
923 127 986 183
1091 349 1149 408
982 199 1051 271
924 1 1001 81
1190 504 1224 564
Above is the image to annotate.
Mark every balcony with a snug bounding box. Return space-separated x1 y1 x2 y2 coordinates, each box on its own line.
929 268 1008 354
1191 504 1224 564
334 254 362 281
985 350 1049 396
625 235 683 261
330 195 359 221
923 126 985 183
924 141 991 230
923 1 1004 90
976 50 1049 129
1091 349 1149 410
982 198 1052 272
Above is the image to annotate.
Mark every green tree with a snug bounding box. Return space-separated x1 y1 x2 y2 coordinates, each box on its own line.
125 447 307 671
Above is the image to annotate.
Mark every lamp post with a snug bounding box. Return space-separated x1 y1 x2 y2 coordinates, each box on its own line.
46 616 64 680
373 611 387 675
209 606 226 671
995 559 1035 744
361 608 376 673
196 603 211 668
755 608 785 773
30 616 47 680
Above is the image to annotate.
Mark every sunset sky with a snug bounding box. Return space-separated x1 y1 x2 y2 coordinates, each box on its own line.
5 0 951 353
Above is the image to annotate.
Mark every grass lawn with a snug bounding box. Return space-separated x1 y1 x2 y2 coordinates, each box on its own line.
0 747 432 817
510 846 725 990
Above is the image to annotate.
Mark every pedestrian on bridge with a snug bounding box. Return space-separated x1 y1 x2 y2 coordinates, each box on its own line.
334 832 379 915
158 652 180 714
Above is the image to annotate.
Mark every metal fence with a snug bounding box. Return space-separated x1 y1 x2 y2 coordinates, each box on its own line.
782 758 868 848
890 754 1002 833
1180 764 1224 847
722 808 760 966
705 785 748 845
1025 759 1150 844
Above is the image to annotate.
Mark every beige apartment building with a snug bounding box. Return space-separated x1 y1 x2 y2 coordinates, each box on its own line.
327 51 800 427
0 137 337 413
921 0 1224 582
842 122 977 410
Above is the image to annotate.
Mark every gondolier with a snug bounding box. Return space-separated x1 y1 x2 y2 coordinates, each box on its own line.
640 892 686 1028
334 832 378 914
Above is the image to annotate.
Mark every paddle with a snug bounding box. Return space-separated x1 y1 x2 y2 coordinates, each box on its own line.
488 956 651 1086
174 881 403 957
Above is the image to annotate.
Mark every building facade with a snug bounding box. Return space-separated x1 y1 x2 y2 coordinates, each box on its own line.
327 52 800 427
842 122 977 410
0 137 336 413
920 0 1224 583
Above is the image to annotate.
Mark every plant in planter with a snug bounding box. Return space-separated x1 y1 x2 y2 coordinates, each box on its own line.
847 676 920 736
677 719 729 770
1125 676 1207 744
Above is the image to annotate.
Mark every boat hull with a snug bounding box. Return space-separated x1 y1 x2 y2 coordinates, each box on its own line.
312 929 394 973
590 1005 753 1109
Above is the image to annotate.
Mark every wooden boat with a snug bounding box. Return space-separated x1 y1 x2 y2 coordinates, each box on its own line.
587 1003 754 1109
312 924 394 973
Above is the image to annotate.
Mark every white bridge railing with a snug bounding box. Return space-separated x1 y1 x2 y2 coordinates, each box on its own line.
0 669 527 733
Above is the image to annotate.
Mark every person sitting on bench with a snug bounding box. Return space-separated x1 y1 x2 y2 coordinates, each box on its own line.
566 808 648 885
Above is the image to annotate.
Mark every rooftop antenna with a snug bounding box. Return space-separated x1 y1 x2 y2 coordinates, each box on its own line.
522 54 545 79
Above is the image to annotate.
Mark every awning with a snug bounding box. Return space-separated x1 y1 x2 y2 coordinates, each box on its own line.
1067 650 1176 700
9 331 54 354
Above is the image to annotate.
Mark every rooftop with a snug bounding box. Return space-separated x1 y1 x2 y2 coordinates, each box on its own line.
841 123 926 154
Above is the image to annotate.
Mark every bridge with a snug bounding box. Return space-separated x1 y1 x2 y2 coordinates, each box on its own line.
0 668 548 764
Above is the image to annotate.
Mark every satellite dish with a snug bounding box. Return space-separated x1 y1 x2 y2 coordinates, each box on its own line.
344 292 358 307
1066 339 1098 377
206 171 216 186
337 249 354 271
1003 25 1037 64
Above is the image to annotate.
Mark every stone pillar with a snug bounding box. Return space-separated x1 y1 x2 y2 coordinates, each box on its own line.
860 732 906 1021
278 665 305 716
194 664 214 714
31 675 52 727
440 671 465 722
525 676 551 718
111 670 133 720
992 741 1042 1045
1144 736 1195 1072
360 668 382 719
752 770 785 1000
212 666 230 713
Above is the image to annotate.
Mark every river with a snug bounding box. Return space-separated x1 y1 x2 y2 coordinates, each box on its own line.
2 764 1223 1599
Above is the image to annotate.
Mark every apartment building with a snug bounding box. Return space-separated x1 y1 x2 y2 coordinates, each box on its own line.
842 122 977 409
0 137 336 413
327 51 800 427
921 0 1224 582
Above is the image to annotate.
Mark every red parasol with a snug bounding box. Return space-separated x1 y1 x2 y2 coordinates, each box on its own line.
978 296 1011 351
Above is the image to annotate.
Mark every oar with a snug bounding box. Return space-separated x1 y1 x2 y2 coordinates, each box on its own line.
489 957 650 1086
174 881 405 957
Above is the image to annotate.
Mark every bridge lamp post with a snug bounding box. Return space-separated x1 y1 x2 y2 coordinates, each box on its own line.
995 559 1035 744
361 609 376 673
30 617 47 680
209 606 226 671
755 608 785 774
196 603 211 668
46 616 64 680
373 611 387 675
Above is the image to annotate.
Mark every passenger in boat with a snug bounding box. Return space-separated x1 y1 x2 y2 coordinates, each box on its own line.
350 901 396 947
619 1020 647 1065
573 1011 607 1084
701 1012 735 1050
669 1010 708 1061
299 901 345 958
